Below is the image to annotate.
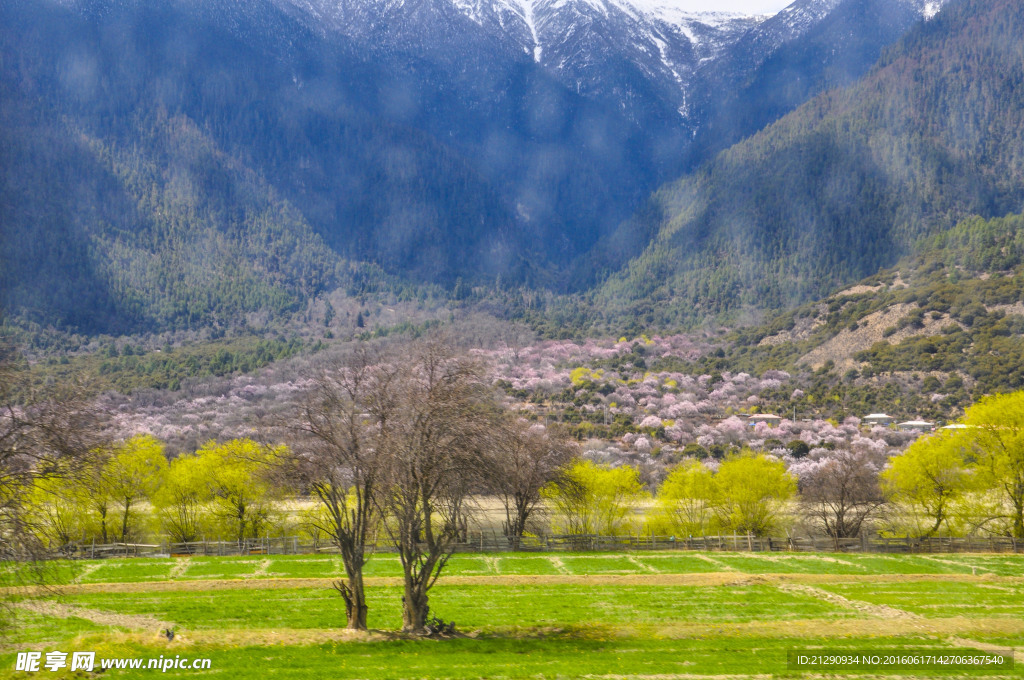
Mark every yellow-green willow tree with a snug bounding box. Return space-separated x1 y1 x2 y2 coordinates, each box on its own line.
714 452 796 537
656 459 717 536
27 476 91 549
880 430 980 538
104 435 168 542
964 391 1024 539
542 459 649 536
152 452 211 543
196 439 284 542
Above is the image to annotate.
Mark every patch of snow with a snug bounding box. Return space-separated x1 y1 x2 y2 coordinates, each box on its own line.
516 0 543 61
451 0 483 24
922 1 939 19
675 18 699 44
620 1 761 30
650 31 685 85
625 0 787 20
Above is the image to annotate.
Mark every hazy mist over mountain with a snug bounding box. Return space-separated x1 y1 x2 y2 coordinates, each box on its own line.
0 0 980 336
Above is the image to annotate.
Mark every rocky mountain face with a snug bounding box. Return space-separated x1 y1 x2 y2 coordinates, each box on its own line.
0 0 949 333
590 0 1024 330
684 0 948 163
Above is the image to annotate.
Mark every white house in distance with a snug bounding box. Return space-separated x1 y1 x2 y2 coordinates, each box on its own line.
863 413 895 426
748 413 783 426
896 420 935 433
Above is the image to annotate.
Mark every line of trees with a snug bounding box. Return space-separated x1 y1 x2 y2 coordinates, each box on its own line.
16 339 577 635
12 334 1024 636
28 436 283 548
286 341 576 633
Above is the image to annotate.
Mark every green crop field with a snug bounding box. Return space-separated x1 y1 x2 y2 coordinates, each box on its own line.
3 552 1023 678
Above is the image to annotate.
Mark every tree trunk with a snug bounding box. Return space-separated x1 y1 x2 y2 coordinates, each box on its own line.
99 507 108 543
401 585 429 634
236 501 247 543
1013 504 1024 541
120 502 131 542
925 504 945 538
335 576 369 630
512 502 531 550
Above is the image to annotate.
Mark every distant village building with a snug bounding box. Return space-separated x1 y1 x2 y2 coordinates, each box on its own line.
748 413 783 426
939 423 971 431
863 413 895 426
896 420 935 433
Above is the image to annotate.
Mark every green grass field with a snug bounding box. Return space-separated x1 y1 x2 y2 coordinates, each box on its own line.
3 551 1023 678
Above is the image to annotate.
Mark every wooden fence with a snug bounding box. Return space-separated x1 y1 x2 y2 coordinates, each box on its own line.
65 532 1024 559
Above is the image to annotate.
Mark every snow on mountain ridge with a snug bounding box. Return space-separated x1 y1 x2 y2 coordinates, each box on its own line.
621 2 760 29
272 0 947 129
515 0 544 60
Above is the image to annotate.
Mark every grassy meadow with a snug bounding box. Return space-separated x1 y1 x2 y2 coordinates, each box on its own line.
3 551 1024 678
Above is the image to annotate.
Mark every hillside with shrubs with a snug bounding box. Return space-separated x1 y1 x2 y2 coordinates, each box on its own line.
694 211 1024 412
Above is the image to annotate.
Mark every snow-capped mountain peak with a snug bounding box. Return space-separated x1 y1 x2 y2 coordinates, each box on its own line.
276 0 950 128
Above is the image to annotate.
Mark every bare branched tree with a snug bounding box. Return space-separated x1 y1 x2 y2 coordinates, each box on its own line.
0 339 107 559
0 337 107 630
287 347 398 630
375 339 494 634
799 449 886 548
485 418 575 546
500 323 535 366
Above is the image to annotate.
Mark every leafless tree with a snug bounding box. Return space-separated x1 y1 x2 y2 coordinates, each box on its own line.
0 340 107 557
799 449 886 548
375 339 495 634
484 418 575 546
0 337 107 630
500 322 535 366
286 346 398 630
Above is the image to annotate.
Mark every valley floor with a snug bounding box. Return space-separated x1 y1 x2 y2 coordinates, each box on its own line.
3 552 1023 678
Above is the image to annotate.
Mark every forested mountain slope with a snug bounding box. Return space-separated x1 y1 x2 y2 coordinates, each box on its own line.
0 0 448 333
0 0 660 333
684 0 940 167
678 212 1024 422
594 0 1024 327
0 0 949 336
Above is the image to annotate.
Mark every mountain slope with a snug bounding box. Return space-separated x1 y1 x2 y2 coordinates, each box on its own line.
0 0 646 332
3 0 736 311
684 0 945 165
569 0 946 287
283 0 761 129
0 0 415 332
0 0 952 334
594 0 1024 327
673 211 1024 423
